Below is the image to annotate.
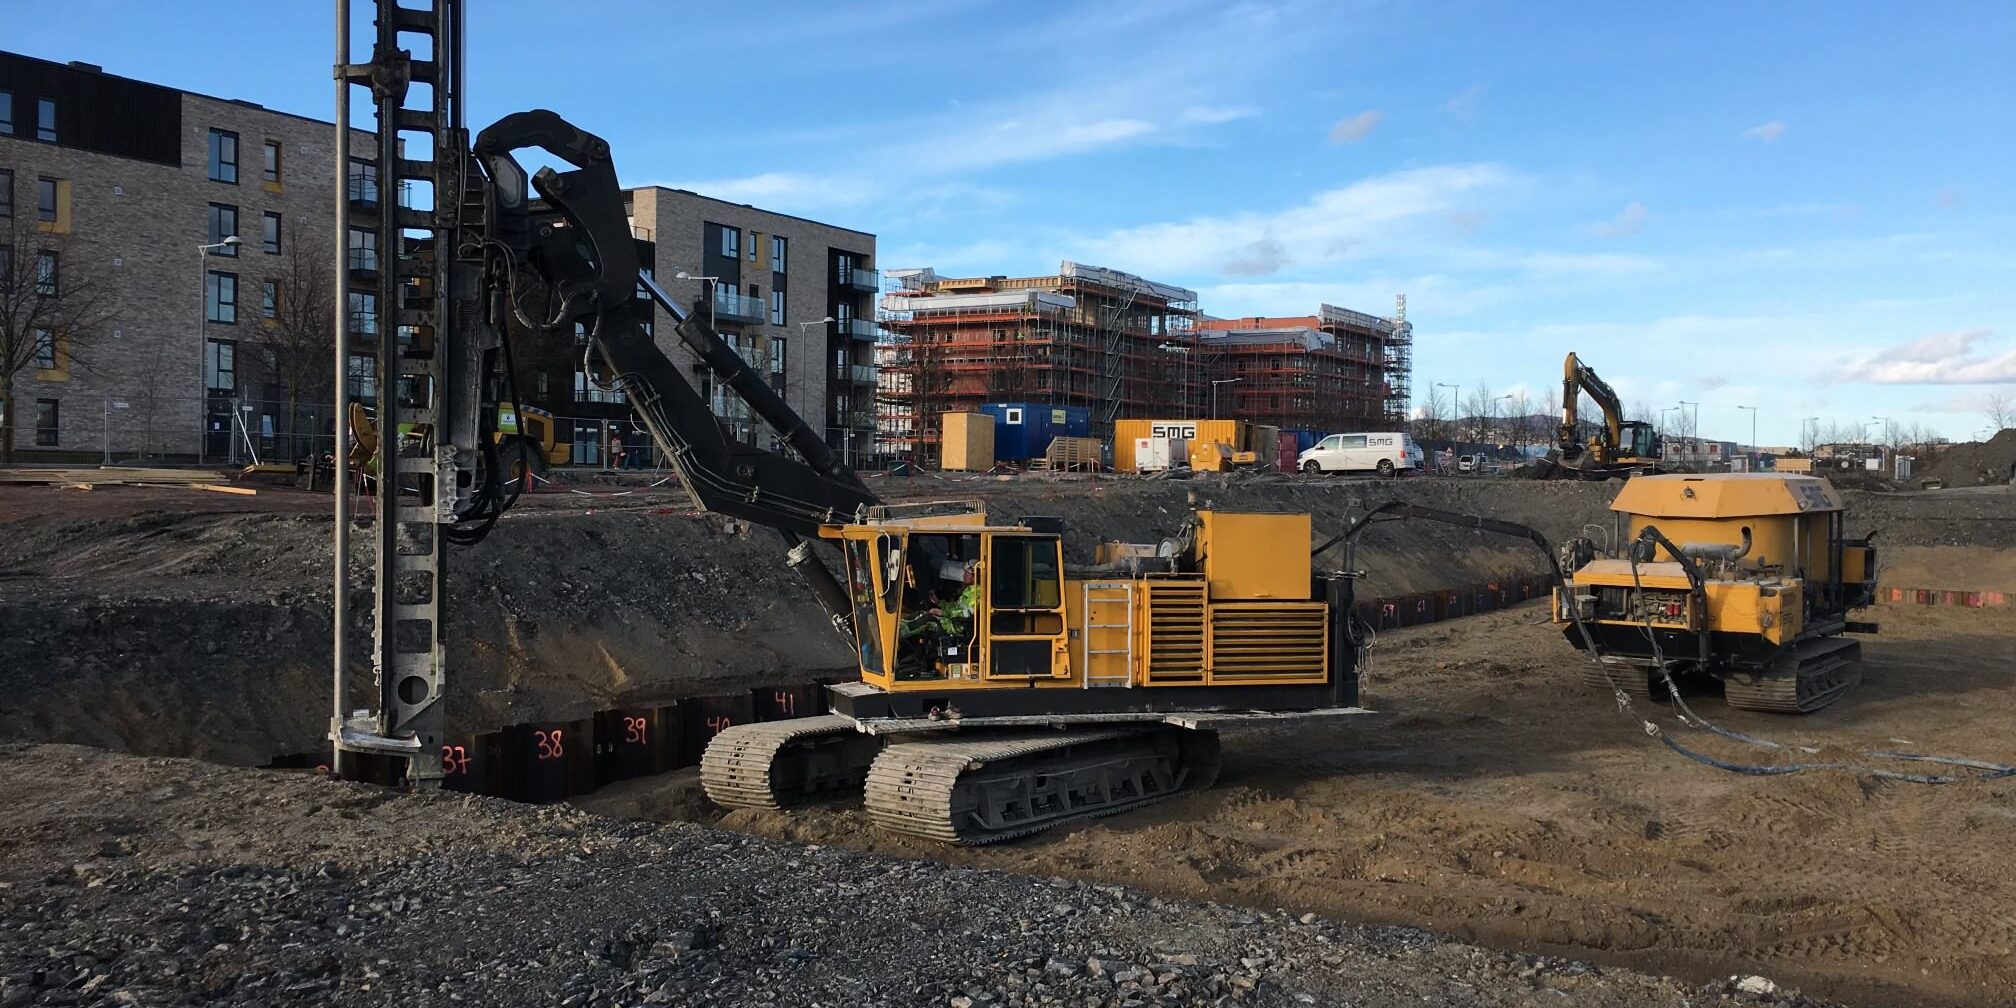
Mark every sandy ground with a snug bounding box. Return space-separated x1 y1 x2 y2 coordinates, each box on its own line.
588 600 2016 1008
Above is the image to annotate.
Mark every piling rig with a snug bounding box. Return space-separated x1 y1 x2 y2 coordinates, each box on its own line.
328 0 1579 844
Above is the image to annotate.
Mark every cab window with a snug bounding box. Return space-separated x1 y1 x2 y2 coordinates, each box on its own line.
1316 435 1342 450
843 537 885 674
988 536 1062 610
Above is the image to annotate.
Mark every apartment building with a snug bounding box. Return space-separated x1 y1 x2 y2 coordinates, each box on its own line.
1 51 879 465
625 187 879 464
1192 300 1412 432
876 262 1199 463
0 51 377 460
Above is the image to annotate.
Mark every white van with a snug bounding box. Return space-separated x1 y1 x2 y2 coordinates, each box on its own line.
1298 432 1423 476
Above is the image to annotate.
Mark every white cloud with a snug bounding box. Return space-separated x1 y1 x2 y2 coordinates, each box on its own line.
1328 109 1384 143
1836 328 2016 384
652 171 875 210
1594 201 1649 238
1080 163 1508 277
1182 104 1260 125
1742 120 1786 142
1222 237 1290 277
1442 84 1486 118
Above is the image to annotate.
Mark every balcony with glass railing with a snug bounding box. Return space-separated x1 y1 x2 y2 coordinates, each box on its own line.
711 288 765 324
839 266 879 292
838 317 880 340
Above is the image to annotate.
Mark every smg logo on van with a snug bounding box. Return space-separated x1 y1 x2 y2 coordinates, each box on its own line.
1151 423 1197 439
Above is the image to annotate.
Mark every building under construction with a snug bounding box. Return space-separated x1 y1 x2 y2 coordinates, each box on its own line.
876 262 1200 462
1192 299 1412 433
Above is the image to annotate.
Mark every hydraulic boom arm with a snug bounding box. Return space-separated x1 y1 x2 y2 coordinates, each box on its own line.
471 111 877 537
1558 351 1628 459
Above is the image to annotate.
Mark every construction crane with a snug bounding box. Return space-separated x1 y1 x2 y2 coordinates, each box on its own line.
326 0 1578 845
1536 351 1664 480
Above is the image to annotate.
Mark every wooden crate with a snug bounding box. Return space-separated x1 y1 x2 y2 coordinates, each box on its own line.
1043 436 1103 472
940 412 994 471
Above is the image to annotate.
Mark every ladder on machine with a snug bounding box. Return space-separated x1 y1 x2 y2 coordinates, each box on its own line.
1081 581 1136 687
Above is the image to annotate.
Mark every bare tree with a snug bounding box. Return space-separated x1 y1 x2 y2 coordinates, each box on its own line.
1413 383 1454 443
1461 381 1494 443
1985 389 2014 433
0 224 115 461
1504 389 1534 447
242 240 336 460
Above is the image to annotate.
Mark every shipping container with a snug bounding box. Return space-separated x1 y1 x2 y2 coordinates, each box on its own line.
1282 429 1326 455
1113 419 1249 472
1276 431 1302 472
940 411 995 471
979 402 1092 461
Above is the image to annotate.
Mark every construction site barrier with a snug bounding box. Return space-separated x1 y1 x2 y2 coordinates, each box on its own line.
1880 586 2009 608
353 576 1569 801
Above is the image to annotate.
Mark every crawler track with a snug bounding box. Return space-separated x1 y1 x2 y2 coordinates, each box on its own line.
862 726 1221 845
701 716 882 809
1722 637 1863 713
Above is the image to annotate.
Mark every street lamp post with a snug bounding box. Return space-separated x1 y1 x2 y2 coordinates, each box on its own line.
1158 342 1191 415
1870 416 1889 446
1493 392 1513 449
1210 377 1242 418
673 270 725 435
798 315 839 463
1736 405 1756 470
196 236 243 463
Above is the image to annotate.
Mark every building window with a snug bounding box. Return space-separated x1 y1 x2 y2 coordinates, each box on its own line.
719 225 738 259
347 228 377 272
32 329 57 369
346 353 375 401
0 169 11 217
0 90 11 135
769 290 785 325
208 129 239 183
261 280 279 319
34 399 59 446
205 339 236 392
205 271 237 323
347 158 378 204
34 251 58 296
262 212 282 255
35 98 56 142
349 291 377 334
208 204 238 254
771 336 786 374
771 236 787 274
262 141 282 183
37 178 59 222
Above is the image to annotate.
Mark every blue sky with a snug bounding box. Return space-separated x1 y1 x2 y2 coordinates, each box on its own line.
14 1 2015 444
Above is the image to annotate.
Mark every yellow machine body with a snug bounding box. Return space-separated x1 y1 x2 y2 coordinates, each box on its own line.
822 509 1329 694
1554 473 1878 711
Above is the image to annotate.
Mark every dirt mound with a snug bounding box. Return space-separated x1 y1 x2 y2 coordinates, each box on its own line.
1917 429 2016 487
664 601 2016 1007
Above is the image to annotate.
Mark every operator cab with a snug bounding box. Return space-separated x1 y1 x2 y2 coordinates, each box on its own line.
832 522 1068 687
1618 421 1661 460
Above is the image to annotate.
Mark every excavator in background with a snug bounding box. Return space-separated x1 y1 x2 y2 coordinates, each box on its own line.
1555 472 1879 712
1536 352 1665 480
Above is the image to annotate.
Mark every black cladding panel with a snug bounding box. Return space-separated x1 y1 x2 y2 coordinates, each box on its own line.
0 52 182 166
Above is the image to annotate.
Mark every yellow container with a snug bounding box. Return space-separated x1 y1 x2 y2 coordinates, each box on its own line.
1113 419 1247 472
941 411 995 471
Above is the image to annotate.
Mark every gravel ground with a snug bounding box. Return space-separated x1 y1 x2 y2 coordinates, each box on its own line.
0 744 1833 1008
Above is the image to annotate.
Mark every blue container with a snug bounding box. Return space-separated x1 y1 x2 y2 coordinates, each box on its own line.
1283 428 1325 454
980 402 1092 461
